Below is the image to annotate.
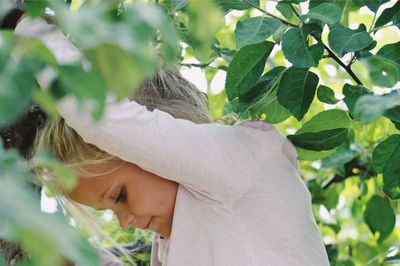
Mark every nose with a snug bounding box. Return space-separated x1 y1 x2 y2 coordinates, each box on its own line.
114 210 134 229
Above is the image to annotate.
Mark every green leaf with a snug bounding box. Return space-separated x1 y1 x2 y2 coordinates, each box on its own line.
321 141 355 169
381 176 400 199
317 85 339 104
342 83 372 116
235 17 282 48
301 3 342 25
0 256 5 266
282 25 324 67
26 0 48 17
239 66 286 110
288 128 348 151
58 65 107 120
385 105 400 125
364 195 395 242
33 90 58 118
0 178 102 266
238 67 290 123
364 0 390 12
86 43 154 100
377 41 400 68
354 92 400 124
33 151 77 192
294 109 350 156
297 109 351 133
372 134 400 174
362 56 399 87
372 134 400 199
272 24 289 44
248 90 291 124
384 254 400 264
186 0 223 62
393 12 400 26
309 0 344 10
276 1 293 20
287 0 308 3
351 0 365 8
225 41 274 100
168 0 188 11
375 0 400 28
297 148 337 161
277 67 319 120
51 2 177 72
328 24 374 57
0 1 13 22
0 56 40 125
215 0 259 11
363 41 400 86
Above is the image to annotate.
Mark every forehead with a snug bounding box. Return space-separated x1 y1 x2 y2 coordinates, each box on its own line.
67 174 113 208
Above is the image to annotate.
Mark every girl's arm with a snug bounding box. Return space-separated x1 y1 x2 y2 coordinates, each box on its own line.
16 17 277 203
58 96 276 203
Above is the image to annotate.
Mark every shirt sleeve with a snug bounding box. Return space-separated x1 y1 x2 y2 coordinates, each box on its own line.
16 16 277 203
58 97 276 203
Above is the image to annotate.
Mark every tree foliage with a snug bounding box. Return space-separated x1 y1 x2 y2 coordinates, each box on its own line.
0 0 399 265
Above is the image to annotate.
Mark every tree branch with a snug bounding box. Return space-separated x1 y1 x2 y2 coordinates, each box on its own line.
321 158 373 190
323 44 363 85
179 61 225 71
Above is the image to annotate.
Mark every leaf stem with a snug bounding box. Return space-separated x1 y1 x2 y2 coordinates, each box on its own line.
347 53 356 67
241 0 297 27
368 11 377 33
371 23 396 33
289 3 301 17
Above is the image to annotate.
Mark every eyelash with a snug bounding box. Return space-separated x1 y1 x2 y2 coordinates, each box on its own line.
115 186 127 203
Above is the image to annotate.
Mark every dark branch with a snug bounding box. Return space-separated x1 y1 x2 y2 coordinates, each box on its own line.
180 62 211 68
240 0 364 86
323 44 363 85
321 158 374 190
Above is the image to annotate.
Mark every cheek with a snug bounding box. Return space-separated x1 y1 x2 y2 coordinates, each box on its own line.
66 188 90 206
126 192 159 216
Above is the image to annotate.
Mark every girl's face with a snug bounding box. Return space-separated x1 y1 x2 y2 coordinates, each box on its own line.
67 161 178 238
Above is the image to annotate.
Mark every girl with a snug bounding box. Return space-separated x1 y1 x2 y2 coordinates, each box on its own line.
17 17 330 266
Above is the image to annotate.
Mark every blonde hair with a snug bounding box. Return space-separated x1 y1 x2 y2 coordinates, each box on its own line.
34 68 212 179
32 68 213 264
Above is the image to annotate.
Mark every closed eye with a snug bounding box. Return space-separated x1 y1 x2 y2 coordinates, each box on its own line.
115 186 127 203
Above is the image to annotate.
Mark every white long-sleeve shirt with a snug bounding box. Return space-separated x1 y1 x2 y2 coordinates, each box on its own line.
16 17 330 266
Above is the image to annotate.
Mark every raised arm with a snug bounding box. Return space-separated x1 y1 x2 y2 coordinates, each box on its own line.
57 96 276 203
16 17 277 203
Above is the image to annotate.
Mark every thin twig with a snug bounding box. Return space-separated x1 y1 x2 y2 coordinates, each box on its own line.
323 44 363 85
322 158 372 189
368 11 377 33
179 62 222 71
290 3 301 17
347 53 356 67
371 23 397 33
366 247 398 265
241 0 297 27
